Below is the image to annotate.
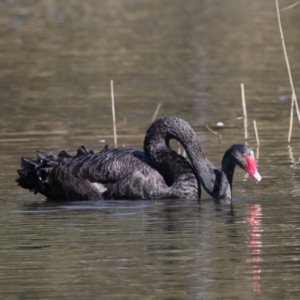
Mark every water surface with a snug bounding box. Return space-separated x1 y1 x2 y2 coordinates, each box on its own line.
1 0 300 299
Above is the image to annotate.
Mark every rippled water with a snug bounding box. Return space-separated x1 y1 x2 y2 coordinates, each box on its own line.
1 0 300 299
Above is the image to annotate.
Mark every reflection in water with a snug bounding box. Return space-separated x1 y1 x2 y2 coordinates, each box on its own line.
288 144 295 165
247 204 262 293
214 199 234 219
287 145 300 197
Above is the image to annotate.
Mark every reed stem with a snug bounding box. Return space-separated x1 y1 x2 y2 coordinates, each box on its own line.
281 1 300 11
110 80 117 148
241 83 248 141
253 120 260 146
151 103 161 122
275 0 300 142
205 125 222 139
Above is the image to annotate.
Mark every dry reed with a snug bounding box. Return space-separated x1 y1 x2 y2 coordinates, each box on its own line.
275 0 300 142
110 80 117 148
205 125 222 139
253 120 260 146
241 83 248 141
177 141 181 155
151 103 161 122
281 1 300 11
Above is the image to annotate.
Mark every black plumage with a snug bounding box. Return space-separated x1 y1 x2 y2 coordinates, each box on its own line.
16 116 261 201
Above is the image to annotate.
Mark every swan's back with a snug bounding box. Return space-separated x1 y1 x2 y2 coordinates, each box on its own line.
16 116 202 201
17 145 183 200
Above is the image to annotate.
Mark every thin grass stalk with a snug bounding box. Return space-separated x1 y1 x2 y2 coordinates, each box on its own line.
241 83 248 141
288 93 296 143
275 0 300 142
205 125 222 139
177 142 181 155
282 1 300 11
253 120 260 146
256 148 260 160
110 80 117 148
151 103 161 122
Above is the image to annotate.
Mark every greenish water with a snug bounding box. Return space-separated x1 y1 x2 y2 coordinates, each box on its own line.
1 0 300 299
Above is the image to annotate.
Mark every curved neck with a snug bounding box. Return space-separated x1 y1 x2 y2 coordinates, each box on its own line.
144 117 209 193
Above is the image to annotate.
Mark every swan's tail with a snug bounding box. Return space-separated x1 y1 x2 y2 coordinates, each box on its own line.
16 146 94 199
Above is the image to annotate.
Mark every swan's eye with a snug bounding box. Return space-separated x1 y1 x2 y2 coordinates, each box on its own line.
243 151 254 158
244 155 261 183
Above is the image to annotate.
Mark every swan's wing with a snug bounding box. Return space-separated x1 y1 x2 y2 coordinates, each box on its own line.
16 146 103 200
17 146 172 200
61 148 171 200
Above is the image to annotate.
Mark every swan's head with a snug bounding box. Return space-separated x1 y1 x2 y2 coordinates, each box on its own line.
223 144 261 183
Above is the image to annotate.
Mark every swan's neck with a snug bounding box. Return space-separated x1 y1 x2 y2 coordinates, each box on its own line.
144 117 202 196
191 155 234 200
144 116 235 200
218 157 238 199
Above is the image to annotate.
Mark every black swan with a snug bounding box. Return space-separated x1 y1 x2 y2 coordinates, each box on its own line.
16 116 261 200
